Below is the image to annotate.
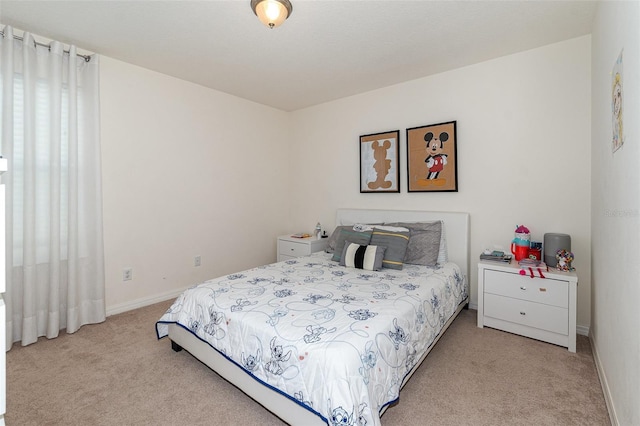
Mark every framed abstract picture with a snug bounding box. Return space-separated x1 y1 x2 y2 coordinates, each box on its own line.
406 121 458 192
612 49 624 153
360 130 400 193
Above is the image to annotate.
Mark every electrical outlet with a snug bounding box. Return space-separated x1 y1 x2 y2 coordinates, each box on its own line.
123 267 133 281
194 256 201 267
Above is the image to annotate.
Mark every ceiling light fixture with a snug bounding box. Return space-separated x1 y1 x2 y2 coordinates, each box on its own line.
250 0 293 29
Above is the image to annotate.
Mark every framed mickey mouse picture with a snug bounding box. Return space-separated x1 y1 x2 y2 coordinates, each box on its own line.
359 130 400 193
406 121 458 192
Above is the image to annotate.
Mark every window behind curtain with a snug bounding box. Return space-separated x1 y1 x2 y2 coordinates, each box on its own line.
0 75 71 266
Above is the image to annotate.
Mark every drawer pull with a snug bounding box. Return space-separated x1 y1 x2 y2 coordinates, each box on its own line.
520 311 526 316
539 288 547 292
520 286 527 290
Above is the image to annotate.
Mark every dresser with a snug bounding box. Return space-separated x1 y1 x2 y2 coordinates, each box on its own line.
477 259 578 352
277 235 328 261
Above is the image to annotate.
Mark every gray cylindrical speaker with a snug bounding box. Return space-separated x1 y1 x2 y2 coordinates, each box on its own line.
544 233 571 267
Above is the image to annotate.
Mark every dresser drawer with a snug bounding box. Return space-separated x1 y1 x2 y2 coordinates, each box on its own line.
484 269 568 308
484 293 568 335
278 240 311 257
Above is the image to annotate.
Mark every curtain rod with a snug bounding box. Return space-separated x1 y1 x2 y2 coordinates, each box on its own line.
0 29 92 62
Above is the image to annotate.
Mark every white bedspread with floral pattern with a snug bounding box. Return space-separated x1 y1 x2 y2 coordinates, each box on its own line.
156 252 467 426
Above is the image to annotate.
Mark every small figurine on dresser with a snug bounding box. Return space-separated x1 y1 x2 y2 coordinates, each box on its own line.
555 249 574 271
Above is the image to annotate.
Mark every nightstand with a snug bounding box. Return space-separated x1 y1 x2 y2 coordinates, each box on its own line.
277 235 328 261
477 259 578 352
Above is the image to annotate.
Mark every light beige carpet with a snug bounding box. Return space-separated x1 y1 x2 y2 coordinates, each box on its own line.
6 301 610 425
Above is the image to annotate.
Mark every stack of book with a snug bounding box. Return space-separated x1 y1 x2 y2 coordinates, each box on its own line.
518 258 548 270
479 251 513 263
291 233 312 238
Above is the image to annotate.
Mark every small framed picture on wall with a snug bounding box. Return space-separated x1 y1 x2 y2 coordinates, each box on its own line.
406 121 458 192
360 130 400 193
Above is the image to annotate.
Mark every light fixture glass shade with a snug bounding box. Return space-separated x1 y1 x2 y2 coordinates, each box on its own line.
251 0 293 29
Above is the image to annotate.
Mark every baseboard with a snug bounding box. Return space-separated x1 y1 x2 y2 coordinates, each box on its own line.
589 331 618 426
468 301 478 310
576 324 589 336
106 288 187 317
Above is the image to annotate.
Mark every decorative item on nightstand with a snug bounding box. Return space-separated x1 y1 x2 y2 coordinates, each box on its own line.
510 225 530 261
529 241 542 260
544 233 571 267
555 249 574 271
518 257 547 278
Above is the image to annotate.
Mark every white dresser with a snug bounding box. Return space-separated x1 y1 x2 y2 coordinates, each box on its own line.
277 235 328 261
477 259 578 352
0 158 7 424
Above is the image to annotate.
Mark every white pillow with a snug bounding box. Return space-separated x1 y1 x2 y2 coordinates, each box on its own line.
352 223 409 233
437 221 448 264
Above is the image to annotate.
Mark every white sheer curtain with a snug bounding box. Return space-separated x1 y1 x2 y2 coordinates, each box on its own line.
0 26 105 348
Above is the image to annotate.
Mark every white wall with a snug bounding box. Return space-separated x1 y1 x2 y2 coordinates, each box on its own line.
100 57 292 312
96 35 591 335
289 36 592 330
590 1 640 425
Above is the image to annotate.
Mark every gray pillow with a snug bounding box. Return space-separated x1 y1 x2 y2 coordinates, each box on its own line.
326 226 352 253
409 223 442 266
385 221 445 265
369 227 410 270
339 242 386 271
331 229 373 262
327 224 382 253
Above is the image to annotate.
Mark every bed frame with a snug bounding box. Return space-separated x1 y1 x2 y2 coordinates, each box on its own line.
167 209 470 425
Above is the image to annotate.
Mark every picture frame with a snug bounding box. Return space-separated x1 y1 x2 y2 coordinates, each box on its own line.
406 121 458 192
360 130 400 193
611 49 624 153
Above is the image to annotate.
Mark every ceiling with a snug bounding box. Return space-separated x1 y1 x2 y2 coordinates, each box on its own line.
0 0 597 111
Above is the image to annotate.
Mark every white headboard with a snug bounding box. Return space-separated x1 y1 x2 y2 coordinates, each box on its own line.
335 208 470 281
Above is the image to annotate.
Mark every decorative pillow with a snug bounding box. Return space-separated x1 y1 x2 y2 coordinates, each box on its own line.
339 242 386 271
326 226 353 253
407 223 442 266
385 221 448 265
369 227 410 270
331 229 373 262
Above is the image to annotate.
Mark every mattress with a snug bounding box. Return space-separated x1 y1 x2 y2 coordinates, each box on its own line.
156 251 467 425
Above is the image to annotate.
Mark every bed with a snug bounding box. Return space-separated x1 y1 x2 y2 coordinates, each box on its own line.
156 209 469 425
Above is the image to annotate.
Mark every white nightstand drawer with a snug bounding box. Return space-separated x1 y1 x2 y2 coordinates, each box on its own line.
279 240 311 257
277 235 328 262
484 293 568 335
484 269 568 308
